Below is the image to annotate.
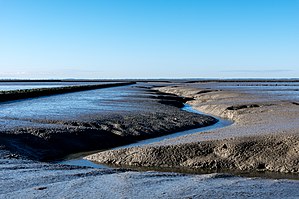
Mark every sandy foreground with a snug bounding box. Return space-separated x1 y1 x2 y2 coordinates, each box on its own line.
87 82 299 173
2 155 299 199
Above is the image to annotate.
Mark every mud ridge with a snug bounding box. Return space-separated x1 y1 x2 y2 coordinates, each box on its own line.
0 82 135 102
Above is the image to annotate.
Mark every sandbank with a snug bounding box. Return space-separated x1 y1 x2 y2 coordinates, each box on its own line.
87 82 299 173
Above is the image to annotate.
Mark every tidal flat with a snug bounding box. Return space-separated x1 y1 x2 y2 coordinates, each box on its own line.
91 81 299 173
1 80 299 198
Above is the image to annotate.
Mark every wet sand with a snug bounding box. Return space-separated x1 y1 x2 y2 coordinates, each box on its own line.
2 150 299 199
87 82 299 173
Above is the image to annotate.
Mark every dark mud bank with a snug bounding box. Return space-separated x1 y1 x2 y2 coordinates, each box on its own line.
0 82 135 102
0 87 217 161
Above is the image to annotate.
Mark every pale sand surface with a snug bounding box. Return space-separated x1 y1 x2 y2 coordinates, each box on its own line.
87 82 299 173
154 83 299 143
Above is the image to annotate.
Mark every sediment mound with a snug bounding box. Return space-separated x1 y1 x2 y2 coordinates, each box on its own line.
86 133 299 173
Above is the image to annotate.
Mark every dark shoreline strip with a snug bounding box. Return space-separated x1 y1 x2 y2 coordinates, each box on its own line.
0 82 136 102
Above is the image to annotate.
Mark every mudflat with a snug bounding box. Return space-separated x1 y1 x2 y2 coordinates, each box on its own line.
1 81 299 198
87 82 299 173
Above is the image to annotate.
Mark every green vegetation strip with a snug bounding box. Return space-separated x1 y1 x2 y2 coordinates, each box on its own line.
0 82 135 102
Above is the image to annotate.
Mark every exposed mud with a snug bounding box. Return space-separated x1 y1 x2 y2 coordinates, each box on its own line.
1 81 299 199
88 134 299 173
0 85 217 161
87 82 299 174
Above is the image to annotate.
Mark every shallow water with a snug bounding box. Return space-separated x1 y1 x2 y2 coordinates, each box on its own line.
0 84 147 129
0 81 109 91
113 104 232 148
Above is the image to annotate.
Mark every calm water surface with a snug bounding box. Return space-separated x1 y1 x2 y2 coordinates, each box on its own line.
0 84 146 130
0 82 112 91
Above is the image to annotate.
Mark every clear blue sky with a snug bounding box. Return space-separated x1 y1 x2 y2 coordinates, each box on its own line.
0 0 298 79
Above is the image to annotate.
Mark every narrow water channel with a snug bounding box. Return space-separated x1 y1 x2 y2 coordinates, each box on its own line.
57 104 232 169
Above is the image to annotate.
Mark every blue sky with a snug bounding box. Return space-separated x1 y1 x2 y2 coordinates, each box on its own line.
0 0 298 79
